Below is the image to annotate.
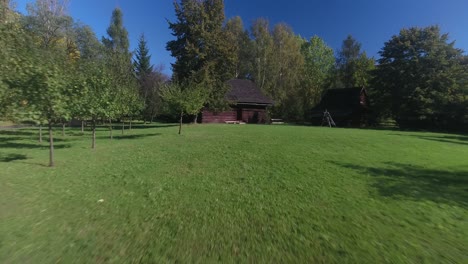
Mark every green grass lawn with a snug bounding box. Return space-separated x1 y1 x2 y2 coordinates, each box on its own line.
1 124 467 263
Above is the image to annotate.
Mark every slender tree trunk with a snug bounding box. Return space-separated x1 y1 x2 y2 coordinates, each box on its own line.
81 120 84 133
48 120 54 167
109 119 113 140
62 121 65 137
92 119 96 149
193 114 197 124
150 115 154 123
179 112 183 135
39 125 43 143
122 120 125 135
129 117 132 130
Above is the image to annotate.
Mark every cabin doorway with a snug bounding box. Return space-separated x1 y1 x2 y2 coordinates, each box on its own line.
236 108 243 121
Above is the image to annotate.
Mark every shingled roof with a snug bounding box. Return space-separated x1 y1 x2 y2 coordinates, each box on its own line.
225 79 274 105
314 88 368 111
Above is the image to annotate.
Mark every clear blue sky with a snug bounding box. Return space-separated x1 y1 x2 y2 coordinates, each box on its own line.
15 0 468 75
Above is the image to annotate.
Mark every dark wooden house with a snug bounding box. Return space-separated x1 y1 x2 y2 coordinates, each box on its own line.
201 79 274 124
311 87 370 127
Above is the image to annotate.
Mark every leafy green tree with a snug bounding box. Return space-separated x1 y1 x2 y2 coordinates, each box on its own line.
25 0 71 49
300 36 335 119
336 35 374 88
250 18 274 92
224 16 253 79
79 60 115 147
73 23 102 60
160 82 207 134
373 25 468 129
250 20 304 119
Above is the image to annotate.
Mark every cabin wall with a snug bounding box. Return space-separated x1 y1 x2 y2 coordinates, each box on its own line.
201 109 237 123
202 105 268 124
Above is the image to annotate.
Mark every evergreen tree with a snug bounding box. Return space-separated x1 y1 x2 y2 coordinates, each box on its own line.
102 8 129 55
134 34 153 79
336 35 374 88
167 0 236 112
102 8 141 131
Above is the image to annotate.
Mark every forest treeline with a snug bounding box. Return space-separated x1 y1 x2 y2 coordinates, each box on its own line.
1 0 468 166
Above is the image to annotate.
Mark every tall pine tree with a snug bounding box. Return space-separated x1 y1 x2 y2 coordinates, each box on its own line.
167 0 236 112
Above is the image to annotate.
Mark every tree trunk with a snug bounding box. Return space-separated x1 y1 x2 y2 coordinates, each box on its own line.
179 112 183 135
92 119 96 149
109 119 113 140
193 114 197 124
62 122 65 137
122 120 125 135
150 115 154 123
129 117 132 130
39 125 43 143
81 120 84 133
48 120 54 167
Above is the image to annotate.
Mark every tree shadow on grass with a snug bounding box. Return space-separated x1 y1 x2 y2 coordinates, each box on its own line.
331 161 468 208
388 133 468 147
0 153 28 162
0 141 72 150
114 133 162 140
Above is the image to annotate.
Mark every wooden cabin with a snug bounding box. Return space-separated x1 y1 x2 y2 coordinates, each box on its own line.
201 79 274 124
311 87 370 127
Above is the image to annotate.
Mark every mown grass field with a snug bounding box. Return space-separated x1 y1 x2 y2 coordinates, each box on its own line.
1 124 467 263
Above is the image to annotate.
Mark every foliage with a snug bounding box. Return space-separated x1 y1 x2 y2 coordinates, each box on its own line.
299 36 335 119
335 35 375 88
167 0 236 110
224 16 253 79
102 8 130 55
160 82 208 117
373 26 468 129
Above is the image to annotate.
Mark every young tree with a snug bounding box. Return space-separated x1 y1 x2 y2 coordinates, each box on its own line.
160 82 208 134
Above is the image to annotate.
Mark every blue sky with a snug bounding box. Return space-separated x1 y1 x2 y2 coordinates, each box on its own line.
15 0 468 75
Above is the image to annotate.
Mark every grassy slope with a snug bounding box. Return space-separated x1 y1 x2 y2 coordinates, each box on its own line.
1 124 467 263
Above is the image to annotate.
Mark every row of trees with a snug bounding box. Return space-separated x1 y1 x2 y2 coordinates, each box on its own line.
1 0 467 167
0 0 166 166
166 0 468 129
165 0 375 121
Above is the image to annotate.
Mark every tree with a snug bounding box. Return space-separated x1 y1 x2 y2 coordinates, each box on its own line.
160 82 207 134
373 25 468 129
224 16 252 79
102 8 129 55
102 8 141 132
77 60 116 148
336 35 374 88
300 36 335 119
250 20 304 119
134 34 156 122
250 18 274 92
25 0 71 49
167 0 236 112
